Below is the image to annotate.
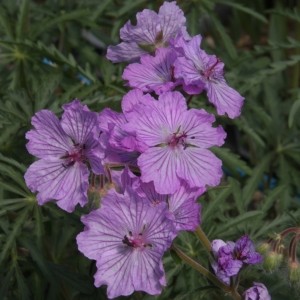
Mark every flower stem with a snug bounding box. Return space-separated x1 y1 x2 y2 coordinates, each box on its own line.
171 245 241 300
195 226 211 252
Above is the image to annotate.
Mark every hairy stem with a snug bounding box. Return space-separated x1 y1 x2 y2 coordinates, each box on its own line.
195 226 211 252
171 245 242 300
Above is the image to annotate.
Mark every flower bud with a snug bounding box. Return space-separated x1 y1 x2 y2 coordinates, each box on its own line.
263 251 283 271
257 242 271 255
288 261 300 283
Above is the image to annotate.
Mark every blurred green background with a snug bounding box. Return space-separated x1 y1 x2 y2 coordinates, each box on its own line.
0 0 300 299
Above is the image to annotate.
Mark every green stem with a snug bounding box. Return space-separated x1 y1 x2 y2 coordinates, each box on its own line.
195 226 211 252
171 245 242 300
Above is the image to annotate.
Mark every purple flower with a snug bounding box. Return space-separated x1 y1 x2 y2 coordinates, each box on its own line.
211 240 243 285
243 282 271 300
76 187 176 299
234 235 263 265
174 35 244 118
107 1 186 63
137 180 205 231
123 48 180 95
98 108 140 166
211 236 263 285
125 91 226 194
24 100 103 212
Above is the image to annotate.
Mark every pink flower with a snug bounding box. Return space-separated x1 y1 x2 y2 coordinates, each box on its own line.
24 100 103 212
174 35 244 118
125 91 226 194
107 1 186 63
76 187 176 298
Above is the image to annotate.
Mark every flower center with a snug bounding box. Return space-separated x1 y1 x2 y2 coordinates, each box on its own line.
201 58 221 80
168 131 187 148
122 231 152 249
61 144 85 168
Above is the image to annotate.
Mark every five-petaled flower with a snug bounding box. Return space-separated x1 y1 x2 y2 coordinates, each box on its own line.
76 187 176 299
25 100 103 212
125 91 226 194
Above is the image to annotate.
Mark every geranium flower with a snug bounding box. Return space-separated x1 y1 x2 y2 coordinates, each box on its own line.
211 236 263 284
137 180 204 231
174 35 244 118
243 282 271 300
125 91 226 194
76 187 176 298
24 100 103 212
122 48 180 94
107 1 186 63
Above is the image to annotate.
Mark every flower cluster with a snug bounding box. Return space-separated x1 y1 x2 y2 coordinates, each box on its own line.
108 1 244 119
24 1 270 299
211 236 262 285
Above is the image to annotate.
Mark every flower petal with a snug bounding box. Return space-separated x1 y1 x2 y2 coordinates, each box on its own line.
120 10 159 44
138 146 180 194
26 110 71 159
181 109 226 148
106 42 148 63
122 48 178 95
158 1 186 42
61 100 98 146
176 147 223 188
25 158 89 212
206 79 244 119
169 183 204 231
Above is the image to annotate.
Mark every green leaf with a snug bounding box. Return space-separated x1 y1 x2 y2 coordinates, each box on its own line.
0 207 29 267
203 185 232 220
211 147 252 176
15 263 31 300
0 265 14 298
16 0 30 39
20 237 57 285
261 185 287 212
209 14 238 59
242 154 273 208
31 10 90 39
288 97 300 128
91 0 113 21
216 0 268 23
215 211 263 235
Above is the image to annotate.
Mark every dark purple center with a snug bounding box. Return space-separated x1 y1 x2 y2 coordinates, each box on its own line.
202 58 221 80
61 144 86 168
122 231 152 249
168 132 187 148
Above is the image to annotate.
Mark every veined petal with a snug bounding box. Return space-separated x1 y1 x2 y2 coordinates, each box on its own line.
26 110 72 159
158 1 186 43
61 100 98 146
120 10 159 44
181 110 226 148
122 89 155 119
169 183 204 231
25 158 89 212
95 249 165 299
106 42 148 63
174 56 203 86
157 91 187 131
177 147 223 189
131 106 170 146
122 48 178 95
77 188 175 298
206 79 244 119
138 146 180 194
181 34 204 70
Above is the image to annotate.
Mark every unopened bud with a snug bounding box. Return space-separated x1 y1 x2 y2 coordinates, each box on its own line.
257 242 271 255
263 251 283 271
289 261 300 283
